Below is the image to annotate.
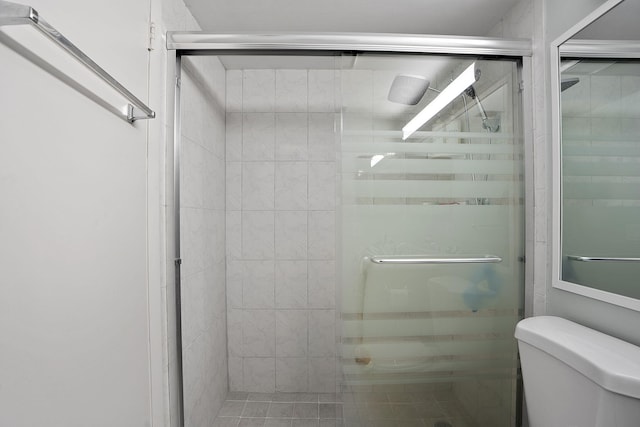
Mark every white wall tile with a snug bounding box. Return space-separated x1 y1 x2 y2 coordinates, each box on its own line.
276 310 308 357
243 70 276 112
181 72 205 147
183 337 206 415
181 207 205 277
226 260 243 309
204 151 225 210
308 113 336 161
342 70 373 112
342 113 372 143
204 210 225 267
226 113 243 162
243 310 276 357
242 162 275 210
204 110 226 159
243 260 275 309
242 211 275 260
308 162 336 210
276 70 308 112
181 270 205 348
308 70 336 112
276 358 308 392
225 67 339 393
226 70 243 112
181 138 205 209
243 113 275 161
229 357 243 391
206 262 227 327
226 162 242 211
227 308 243 358
276 113 308 160
308 358 336 393
275 260 308 309
308 211 335 260
275 211 308 260
308 260 335 309
308 310 336 357
243 357 276 393
226 211 242 260
275 162 308 211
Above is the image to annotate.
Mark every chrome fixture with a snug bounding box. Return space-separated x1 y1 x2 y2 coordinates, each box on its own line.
464 84 500 132
368 255 502 264
0 0 155 123
568 255 640 262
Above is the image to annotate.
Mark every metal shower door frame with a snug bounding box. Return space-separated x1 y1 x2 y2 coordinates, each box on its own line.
166 32 533 427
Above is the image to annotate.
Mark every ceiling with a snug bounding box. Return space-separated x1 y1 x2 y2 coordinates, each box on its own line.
183 0 522 36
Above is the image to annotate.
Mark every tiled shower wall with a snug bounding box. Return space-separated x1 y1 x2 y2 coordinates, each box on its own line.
225 69 340 393
180 55 228 426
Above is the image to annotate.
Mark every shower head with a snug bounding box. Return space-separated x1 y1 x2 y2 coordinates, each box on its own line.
388 74 430 105
464 85 500 132
464 85 478 100
561 77 580 91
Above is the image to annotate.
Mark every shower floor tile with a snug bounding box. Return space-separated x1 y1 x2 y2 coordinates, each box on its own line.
213 388 474 427
341 384 477 427
213 392 343 427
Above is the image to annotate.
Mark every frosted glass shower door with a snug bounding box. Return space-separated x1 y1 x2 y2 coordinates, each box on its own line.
338 54 524 427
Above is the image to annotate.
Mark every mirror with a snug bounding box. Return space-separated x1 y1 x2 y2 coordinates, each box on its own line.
552 0 640 309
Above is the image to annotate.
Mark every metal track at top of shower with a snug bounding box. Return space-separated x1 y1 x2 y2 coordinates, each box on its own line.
166 32 532 57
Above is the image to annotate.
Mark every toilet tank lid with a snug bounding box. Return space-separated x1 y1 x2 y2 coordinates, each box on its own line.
515 316 640 399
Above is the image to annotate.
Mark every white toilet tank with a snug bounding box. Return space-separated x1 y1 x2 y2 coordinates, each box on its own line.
515 316 640 427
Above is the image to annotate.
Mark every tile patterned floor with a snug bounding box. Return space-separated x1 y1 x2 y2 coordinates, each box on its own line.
213 392 343 427
340 388 474 427
212 389 473 427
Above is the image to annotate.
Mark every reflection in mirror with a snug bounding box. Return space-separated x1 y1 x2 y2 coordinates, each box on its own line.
558 0 640 301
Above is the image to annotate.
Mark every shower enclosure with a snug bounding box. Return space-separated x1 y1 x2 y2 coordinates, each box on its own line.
168 34 530 427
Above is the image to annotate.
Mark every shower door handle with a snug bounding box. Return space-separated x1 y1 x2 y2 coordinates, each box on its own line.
568 255 640 262
368 255 502 264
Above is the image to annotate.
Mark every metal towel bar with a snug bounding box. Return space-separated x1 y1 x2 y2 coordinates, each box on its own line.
0 0 155 123
568 255 640 263
369 255 502 264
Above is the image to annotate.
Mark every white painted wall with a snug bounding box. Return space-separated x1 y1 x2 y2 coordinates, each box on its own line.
0 0 154 426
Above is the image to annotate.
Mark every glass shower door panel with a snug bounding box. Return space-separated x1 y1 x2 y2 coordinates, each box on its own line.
338 54 524 427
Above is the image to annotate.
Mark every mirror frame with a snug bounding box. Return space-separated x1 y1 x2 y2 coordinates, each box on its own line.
550 0 640 311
